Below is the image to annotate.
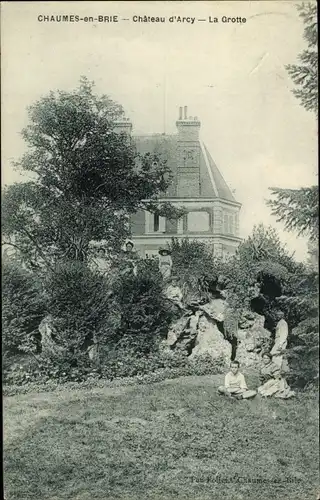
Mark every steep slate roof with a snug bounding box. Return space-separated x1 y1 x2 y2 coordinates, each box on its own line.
134 134 237 203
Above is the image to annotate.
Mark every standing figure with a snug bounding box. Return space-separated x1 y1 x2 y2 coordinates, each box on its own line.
158 248 173 280
271 312 288 369
123 240 138 276
94 247 110 275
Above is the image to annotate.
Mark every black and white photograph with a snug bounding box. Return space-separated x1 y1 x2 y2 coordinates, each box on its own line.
1 1 319 499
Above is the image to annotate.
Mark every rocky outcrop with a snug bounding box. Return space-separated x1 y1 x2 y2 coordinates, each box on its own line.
189 315 232 363
175 311 202 354
236 313 272 367
163 293 232 365
166 316 190 347
163 288 273 369
164 284 184 310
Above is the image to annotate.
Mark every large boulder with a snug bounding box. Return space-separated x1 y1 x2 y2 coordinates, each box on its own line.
172 312 202 354
236 313 272 367
166 316 190 347
87 341 99 362
235 343 261 368
189 315 231 364
237 314 270 347
199 298 226 322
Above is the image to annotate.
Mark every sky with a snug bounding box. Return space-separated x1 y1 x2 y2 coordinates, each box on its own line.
1 1 318 261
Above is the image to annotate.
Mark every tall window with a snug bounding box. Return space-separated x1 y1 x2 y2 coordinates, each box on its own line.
223 213 236 235
145 211 166 233
154 213 160 232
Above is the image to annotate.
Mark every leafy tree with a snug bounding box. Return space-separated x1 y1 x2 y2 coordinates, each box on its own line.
286 3 318 115
2 77 182 268
267 186 318 241
286 316 319 387
270 5 319 250
307 238 319 271
236 224 297 266
265 4 319 386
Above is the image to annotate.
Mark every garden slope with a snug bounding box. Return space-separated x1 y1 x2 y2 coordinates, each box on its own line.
4 374 319 500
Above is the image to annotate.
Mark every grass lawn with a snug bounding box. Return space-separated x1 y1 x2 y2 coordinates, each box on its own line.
3 373 319 500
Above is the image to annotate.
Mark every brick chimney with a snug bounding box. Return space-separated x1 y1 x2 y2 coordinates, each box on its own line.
113 116 133 135
176 106 200 141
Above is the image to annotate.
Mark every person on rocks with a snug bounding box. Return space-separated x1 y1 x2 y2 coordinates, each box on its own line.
218 360 257 399
158 248 173 280
270 311 289 369
164 278 185 311
122 240 138 276
257 352 295 399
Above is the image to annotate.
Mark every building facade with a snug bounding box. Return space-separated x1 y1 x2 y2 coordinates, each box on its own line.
118 106 242 259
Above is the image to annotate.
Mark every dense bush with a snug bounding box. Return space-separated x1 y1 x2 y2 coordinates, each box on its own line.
3 256 176 377
3 258 175 376
43 261 113 358
168 238 223 302
108 259 175 352
2 260 46 355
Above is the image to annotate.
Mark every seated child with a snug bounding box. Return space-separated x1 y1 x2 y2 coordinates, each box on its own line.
258 352 295 399
218 360 257 399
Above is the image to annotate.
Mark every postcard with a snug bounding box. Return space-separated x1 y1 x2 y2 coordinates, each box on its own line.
2 2 318 500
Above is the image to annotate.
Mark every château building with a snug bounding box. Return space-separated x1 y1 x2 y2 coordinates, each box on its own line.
115 106 242 259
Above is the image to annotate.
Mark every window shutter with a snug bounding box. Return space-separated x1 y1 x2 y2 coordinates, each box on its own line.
177 217 184 234
230 215 235 235
145 211 152 233
223 214 228 233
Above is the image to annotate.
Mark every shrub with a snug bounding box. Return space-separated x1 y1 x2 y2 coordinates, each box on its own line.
42 261 114 367
2 353 101 386
2 261 46 355
3 347 225 388
236 224 297 270
15 258 175 377
168 238 223 303
108 259 175 352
